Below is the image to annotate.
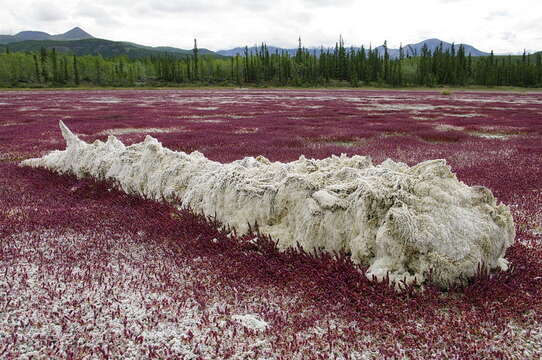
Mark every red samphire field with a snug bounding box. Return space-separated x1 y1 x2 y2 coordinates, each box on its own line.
1 89 541 359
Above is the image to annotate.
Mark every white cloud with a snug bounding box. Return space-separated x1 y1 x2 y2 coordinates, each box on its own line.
31 2 67 22
500 32 517 42
0 0 541 53
75 2 120 27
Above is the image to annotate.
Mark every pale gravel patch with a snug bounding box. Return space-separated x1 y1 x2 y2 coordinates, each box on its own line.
231 314 268 331
237 94 282 101
490 319 542 360
0 122 26 126
357 104 437 111
470 132 513 139
63 105 105 111
308 140 361 148
234 127 258 134
2 206 38 220
188 119 225 123
438 105 480 110
97 127 186 136
280 103 299 108
42 108 72 112
435 124 465 132
485 106 527 111
389 316 542 360
172 97 221 104
454 98 510 104
291 318 381 360
342 97 367 102
17 106 38 112
223 114 252 119
443 113 486 117
291 96 337 101
193 107 219 111
85 97 123 104
177 115 223 120
0 152 32 162
357 103 486 113
217 99 260 105
456 97 542 105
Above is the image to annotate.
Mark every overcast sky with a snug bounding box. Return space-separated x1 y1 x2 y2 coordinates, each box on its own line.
1 0 541 53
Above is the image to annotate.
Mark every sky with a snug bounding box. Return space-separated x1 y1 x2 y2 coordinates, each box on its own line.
1 0 541 53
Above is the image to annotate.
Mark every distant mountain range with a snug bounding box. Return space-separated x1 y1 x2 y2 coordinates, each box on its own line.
1 38 221 59
0 26 521 60
0 27 221 59
377 38 489 58
217 38 489 58
0 27 94 44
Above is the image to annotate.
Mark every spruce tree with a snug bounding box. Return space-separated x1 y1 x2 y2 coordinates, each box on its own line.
383 40 389 82
95 58 102 85
73 55 80 85
32 54 41 83
235 55 241 85
193 39 199 80
40 47 48 82
51 48 58 84
63 57 69 84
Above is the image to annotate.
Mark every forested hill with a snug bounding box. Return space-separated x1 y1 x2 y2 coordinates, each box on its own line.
0 38 223 59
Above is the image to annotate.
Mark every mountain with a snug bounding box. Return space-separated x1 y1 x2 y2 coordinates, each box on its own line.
0 38 221 59
121 42 217 56
217 38 489 58
0 27 222 59
8 31 51 41
51 27 94 41
0 27 94 44
376 38 489 57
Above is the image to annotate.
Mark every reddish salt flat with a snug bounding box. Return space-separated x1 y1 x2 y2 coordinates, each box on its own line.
1 89 541 359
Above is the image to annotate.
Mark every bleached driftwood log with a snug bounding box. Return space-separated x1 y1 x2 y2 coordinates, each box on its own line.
22 122 515 288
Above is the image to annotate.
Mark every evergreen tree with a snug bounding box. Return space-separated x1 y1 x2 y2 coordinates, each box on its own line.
73 55 80 85
32 54 41 83
39 47 48 82
383 40 390 82
193 38 199 80
235 54 241 85
95 57 102 85
51 48 59 84
63 57 69 84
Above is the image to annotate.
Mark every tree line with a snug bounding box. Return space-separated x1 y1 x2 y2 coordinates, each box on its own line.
1 38 541 88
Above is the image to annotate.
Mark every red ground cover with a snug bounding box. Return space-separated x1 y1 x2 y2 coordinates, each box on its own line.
1 89 541 359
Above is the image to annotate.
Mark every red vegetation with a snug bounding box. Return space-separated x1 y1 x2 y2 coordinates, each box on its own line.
1 89 541 359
